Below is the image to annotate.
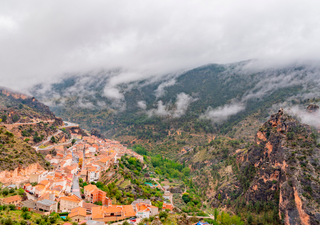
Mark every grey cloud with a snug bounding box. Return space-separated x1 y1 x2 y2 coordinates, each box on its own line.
146 92 196 118
77 98 95 108
137 101 147 110
147 100 170 117
200 102 245 123
218 61 320 108
2 0 320 93
154 79 176 98
173 93 198 118
268 102 320 129
287 106 320 128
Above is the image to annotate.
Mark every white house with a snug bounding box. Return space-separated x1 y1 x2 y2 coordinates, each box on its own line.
88 147 96 153
134 203 159 219
87 165 100 183
30 171 49 183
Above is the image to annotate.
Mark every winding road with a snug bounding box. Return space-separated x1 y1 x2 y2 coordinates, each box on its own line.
34 121 79 151
61 121 79 128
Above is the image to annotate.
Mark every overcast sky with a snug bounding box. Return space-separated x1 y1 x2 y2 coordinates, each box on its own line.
1 0 320 92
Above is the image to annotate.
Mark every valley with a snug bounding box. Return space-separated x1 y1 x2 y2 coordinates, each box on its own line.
2 1 320 224
1 62 320 225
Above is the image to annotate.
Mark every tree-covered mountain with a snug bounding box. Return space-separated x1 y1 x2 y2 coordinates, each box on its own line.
31 61 320 158
13 60 320 223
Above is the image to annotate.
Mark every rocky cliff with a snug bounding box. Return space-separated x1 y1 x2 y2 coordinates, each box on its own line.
211 109 320 224
0 163 45 185
0 87 61 124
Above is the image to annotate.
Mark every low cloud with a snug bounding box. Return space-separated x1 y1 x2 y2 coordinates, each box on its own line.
154 79 176 98
285 105 320 128
77 98 95 108
103 86 123 100
236 61 320 102
137 100 147 110
147 100 171 117
146 92 196 118
3 0 320 93
173 93 197 118
269 102 320 129
200 102 245 123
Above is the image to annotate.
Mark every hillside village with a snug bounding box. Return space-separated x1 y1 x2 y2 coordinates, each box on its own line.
0 125 175 224
0 88 183 225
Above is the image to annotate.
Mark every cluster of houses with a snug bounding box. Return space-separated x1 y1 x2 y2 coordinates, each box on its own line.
0 134 173 224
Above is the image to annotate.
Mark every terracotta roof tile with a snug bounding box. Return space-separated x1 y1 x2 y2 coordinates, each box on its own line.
60 194 81 203
92 205 135 220
84 184 97 192
69 207 86 218
1 195 22 204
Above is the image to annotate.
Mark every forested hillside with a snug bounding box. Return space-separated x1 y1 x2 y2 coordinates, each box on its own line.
32 61 320 159
26 61 320 224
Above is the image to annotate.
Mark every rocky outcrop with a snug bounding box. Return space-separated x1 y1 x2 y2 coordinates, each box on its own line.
0 87 30 100
0 163 45 185
211 109 320 224
22 97 56 120
54 117 64 126
240 109 320 224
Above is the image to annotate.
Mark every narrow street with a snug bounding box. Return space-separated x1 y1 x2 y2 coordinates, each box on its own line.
71 176 81 199
26 192 37 201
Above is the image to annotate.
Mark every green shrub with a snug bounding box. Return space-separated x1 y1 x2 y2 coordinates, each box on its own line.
287 132 295 140
5 131 14 137
8 204 16 210
1 115 7 122
21 212 31 219
12 114 19 123
159 211 168 219
2 188 9 196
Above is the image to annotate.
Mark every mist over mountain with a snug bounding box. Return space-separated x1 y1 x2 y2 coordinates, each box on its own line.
3 1 320 224
31 60 320 140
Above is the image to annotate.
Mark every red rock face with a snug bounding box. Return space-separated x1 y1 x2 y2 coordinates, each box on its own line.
293 187 310 225
1 88 29 100
214 109 320 224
